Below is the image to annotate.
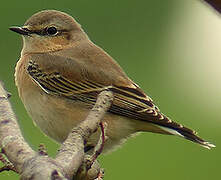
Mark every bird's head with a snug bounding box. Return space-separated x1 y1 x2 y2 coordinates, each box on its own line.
10 10 87 54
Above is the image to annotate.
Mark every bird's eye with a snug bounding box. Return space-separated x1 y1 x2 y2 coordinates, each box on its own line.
46 26 58 36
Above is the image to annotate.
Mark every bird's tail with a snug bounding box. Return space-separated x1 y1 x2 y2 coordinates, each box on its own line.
158 125 215 149
154 115 215 149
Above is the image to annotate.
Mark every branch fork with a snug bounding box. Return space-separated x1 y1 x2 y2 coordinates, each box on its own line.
0 81 113 180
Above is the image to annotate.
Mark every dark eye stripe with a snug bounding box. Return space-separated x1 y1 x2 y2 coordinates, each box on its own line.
29 29 67 36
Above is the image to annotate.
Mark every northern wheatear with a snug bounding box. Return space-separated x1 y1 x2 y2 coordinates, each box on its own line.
10 10 215 153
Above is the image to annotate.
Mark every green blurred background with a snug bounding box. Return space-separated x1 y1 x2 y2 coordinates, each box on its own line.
0 0 220 179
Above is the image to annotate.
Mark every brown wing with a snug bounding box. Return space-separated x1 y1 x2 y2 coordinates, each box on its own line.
27 54 215 149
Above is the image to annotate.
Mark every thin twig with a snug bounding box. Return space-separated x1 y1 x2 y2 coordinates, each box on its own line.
0 153 18 173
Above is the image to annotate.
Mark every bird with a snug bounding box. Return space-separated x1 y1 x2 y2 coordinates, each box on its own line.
10 10 215 153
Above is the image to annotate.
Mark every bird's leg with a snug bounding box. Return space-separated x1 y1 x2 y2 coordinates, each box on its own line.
87 122 107 169
94 122 106 158
92 122 107 162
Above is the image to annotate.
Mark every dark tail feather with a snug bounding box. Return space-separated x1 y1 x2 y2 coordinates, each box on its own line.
157 121 215 149
153 114 215 149
175 128 215 149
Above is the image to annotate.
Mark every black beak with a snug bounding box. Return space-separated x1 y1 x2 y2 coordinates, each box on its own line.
9 26 30 36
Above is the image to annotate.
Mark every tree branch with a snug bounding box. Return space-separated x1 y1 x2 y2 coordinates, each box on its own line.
0 81 113 180
203 0 221 14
